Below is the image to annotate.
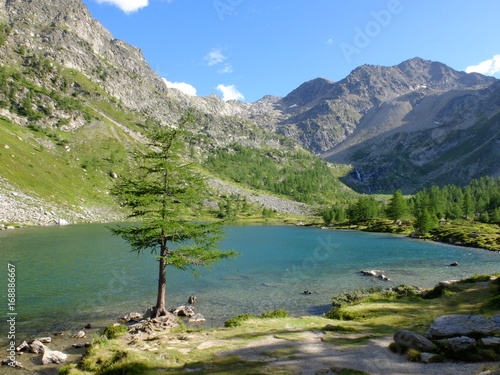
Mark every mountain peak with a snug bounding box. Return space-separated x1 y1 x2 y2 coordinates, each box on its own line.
280 77 335 108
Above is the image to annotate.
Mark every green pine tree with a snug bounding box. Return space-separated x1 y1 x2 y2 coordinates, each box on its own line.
414 208 437 235
109 112 238 317
387 189 408 221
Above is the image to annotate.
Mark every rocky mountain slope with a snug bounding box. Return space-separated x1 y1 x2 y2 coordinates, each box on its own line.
0 0 339 225
223 58 499 193
0 0 499 226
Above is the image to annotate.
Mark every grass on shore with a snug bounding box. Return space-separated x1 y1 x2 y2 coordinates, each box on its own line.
61 275 500 375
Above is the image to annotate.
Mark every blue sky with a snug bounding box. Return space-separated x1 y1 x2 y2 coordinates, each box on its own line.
81 0 500 102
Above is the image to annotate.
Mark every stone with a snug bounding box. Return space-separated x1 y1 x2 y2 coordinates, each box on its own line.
360 270 385 277
440 336 476 352
110 172 119 179
122 312 143 322
491 315 500 328
188 313 206 323
1 359 25 368
420 352 441 363
37 337 52 343
85 323 92 329
480 337 500 346
41 348 67 365
378 274 390 281
16 341 29 352
449 262 459 267
57 218 69 225
393 330 437 352
28 339 47 354
188 296 198 305
171 305 195 317
72 343 85 349
72 330 86 338
426 314 499 339
438 280 459 286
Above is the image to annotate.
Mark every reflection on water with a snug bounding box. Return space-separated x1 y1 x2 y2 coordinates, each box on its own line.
0 223 499 340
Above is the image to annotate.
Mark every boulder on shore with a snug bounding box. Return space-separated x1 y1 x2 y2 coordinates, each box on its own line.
440 336 476 352
393 330 437 352
122 312 143 322
426 314 499 339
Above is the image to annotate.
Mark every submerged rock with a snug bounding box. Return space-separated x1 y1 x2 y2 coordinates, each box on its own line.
360 270 385 276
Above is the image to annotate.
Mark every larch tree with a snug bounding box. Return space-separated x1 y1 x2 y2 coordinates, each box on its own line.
109 112 238 317
387 189 409 221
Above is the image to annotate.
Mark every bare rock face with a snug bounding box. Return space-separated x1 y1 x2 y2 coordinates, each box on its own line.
426 314 499 339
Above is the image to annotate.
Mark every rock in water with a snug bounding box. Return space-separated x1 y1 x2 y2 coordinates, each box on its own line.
72 330 86 338
393 330 437 352
171 305 195 317
426 314 499 339
1 359 25 368
41 348 67 365
28 340 47 354
188 296 198 304
188 313 206 323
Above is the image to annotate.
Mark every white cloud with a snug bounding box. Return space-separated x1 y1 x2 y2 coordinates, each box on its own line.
466 55 500 76
204 48 226 66
94 0 149 13
216 84 244 101
162 78 197 96
218 63 233 74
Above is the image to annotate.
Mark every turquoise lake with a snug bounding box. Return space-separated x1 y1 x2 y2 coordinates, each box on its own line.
0 223 499 341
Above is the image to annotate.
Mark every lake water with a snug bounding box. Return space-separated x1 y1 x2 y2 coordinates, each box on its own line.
0 223 499 342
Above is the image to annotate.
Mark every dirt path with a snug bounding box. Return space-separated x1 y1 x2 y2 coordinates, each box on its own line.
220 332 493 375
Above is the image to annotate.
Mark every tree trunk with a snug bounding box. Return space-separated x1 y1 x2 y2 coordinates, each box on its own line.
153 245 168 317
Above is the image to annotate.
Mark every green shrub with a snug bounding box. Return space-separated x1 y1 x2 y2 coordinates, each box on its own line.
393 284 419 297
460 274 492 283
421 284 447 299
102 324 128 339
260 309 289 319
325 308 359 321
487 295 500 308
224 313 255 328
331 288 380 308
388 341 401 354
406 348 421 362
